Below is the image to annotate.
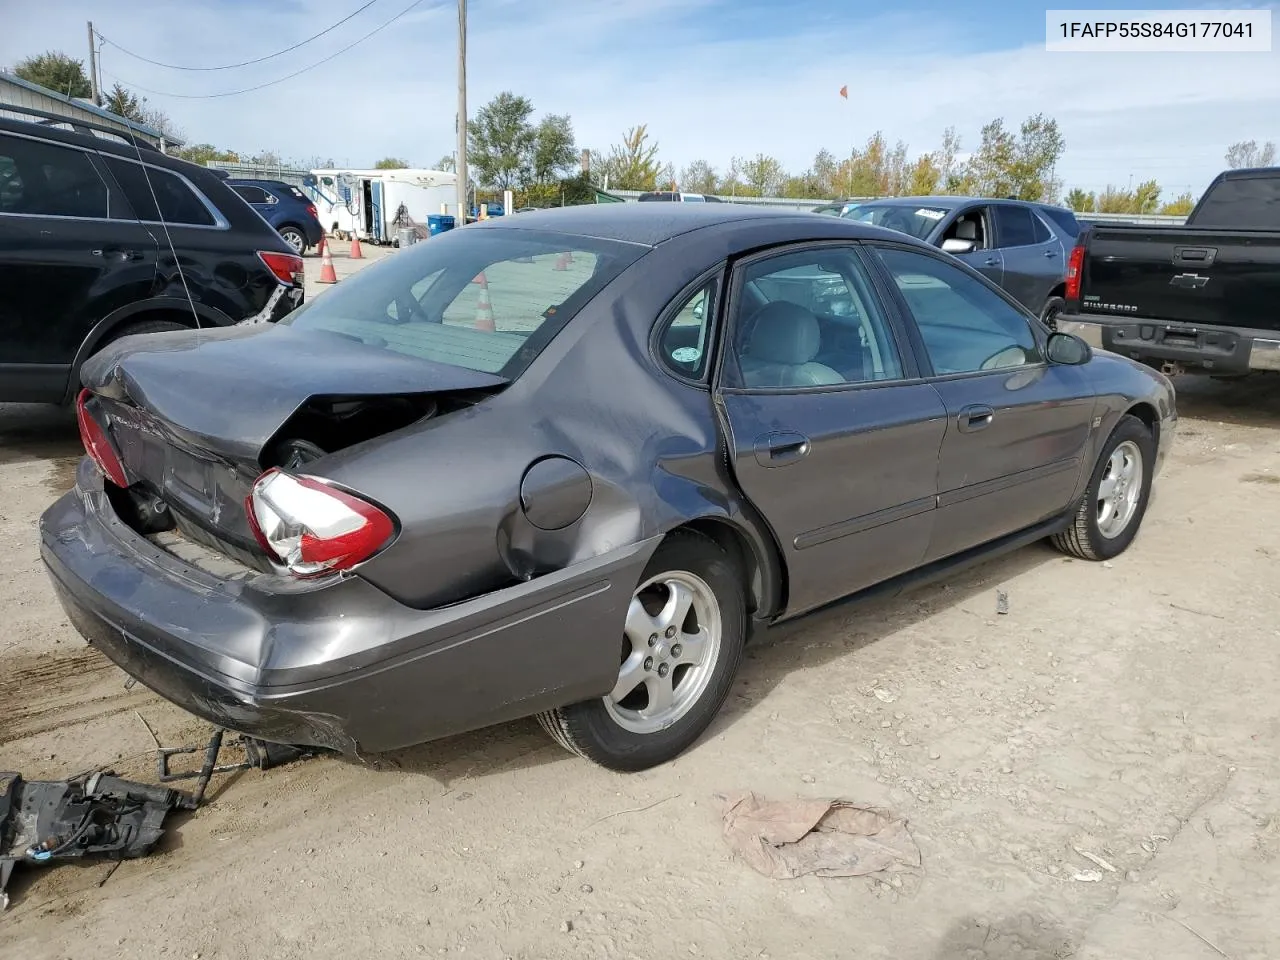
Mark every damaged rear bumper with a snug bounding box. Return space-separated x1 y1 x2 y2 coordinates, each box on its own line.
40 460 658 755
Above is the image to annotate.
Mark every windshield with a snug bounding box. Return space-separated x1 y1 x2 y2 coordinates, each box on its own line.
841 203 949 239
283 228 646 379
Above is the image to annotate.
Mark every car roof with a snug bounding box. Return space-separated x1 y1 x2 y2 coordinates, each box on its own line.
853 195 1074 213
471 202 910 246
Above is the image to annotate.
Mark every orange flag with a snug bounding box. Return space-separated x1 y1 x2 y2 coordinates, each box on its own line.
839 84 848 99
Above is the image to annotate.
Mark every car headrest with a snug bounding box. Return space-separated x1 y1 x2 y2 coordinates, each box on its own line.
955 219 977 240
744 301 822 365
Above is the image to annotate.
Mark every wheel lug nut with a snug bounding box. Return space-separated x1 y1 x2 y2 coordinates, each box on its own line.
671 644 682 657
644 657 653 670
648 634 657 646
658 663 669 678
665 626 676 638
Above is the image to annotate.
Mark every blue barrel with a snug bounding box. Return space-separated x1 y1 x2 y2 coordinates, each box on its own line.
427 214 456 236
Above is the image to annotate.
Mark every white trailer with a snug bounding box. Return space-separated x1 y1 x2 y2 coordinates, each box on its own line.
305 168 459 244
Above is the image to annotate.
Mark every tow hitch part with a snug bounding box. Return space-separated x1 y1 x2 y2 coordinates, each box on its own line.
0 730 313 910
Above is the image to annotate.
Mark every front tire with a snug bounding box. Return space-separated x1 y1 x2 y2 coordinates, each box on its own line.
1041 295 1066 330
538 530 747 771
1051 414 1155 561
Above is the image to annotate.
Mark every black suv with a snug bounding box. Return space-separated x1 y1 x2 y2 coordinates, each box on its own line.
0 105 305 405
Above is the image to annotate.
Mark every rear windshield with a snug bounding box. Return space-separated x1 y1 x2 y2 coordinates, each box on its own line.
1190 175 1280 229
282 227 646 379
841 203 947 239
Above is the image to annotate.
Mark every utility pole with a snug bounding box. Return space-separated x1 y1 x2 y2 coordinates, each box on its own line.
455 0 468 222
86 21 100 105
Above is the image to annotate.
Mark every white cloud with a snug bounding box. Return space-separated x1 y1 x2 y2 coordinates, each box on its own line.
2 0 1277 196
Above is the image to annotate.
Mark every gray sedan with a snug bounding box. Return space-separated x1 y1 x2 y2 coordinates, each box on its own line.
42 204 1175 772
841 197 1082 327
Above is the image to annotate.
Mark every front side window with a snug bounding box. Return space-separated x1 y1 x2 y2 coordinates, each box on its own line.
725 246 903 389
0 135 109 218
874 246 1040 376
284 228 645 378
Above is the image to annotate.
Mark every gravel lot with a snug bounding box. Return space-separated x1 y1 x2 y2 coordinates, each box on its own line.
3 243 1279 959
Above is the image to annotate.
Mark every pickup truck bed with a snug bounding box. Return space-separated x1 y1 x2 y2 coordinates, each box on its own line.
1059 166 1280 376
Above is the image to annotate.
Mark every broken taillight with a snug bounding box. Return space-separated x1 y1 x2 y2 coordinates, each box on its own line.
258 251 305 286
75 389 129 487
246 468 396 577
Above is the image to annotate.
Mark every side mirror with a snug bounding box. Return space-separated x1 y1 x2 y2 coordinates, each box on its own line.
941 237 976 254
1046 331 1092 365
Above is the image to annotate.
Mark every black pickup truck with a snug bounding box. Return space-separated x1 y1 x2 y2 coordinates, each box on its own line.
1058 166 1280 377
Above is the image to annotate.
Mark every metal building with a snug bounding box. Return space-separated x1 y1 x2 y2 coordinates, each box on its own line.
0 70 182 152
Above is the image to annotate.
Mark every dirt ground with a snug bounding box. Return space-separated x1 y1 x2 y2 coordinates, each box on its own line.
3 245 1280 958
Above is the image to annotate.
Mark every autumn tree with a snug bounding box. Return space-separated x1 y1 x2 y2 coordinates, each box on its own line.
741 154 786 196
1225 139 1277 169
680 159 718 194
14 50 91 99
1132 178 1161 214
175 143 239 165
1160 192 1195 216
1009 114 1065 201
906 154 942 195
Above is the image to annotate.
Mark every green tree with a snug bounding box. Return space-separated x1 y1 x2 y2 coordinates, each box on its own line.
14 51 91 99
598 125 662 190
741 154 786 196
175 143 239 165
434 154 456 172
1096 185 1135 213
1225 139 1277 169
1159 191 1195 216
1064 188 1095 212
906 154 942 195
1132 178 1162 214
375 156 410 169
811 148 838 196
467 91 536 191
681 160 718 194
532 114 576 186
1008 113 1065 201
936 127 963 193
965 119 1018 197
104 83 142 120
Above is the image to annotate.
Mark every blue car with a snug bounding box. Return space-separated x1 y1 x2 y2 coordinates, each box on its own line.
226 179 325 254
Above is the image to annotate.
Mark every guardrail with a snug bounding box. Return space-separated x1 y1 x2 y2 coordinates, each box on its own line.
206 161 312 186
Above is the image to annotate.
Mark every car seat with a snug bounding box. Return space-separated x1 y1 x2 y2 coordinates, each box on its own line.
738 301 844 388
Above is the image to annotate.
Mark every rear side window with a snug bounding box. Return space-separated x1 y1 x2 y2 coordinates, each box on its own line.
1040 206 1080 238
993 205 1038 247
104 157 218 226
232 185 271 205
1191 176 1280 229
0 134 110 218
1030 212 1053 243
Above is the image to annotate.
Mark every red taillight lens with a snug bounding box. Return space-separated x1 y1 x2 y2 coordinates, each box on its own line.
306 203 318 220
1065 244 1085 301
258 251 305 286
246 468 396 578
75 389 129 487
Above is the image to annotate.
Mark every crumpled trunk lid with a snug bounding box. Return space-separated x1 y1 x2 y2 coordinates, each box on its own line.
81 324 506 561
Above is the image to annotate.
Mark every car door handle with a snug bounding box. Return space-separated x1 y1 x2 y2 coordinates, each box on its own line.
753 431 811 467
983 257 999 266
957 405 995 433
91 248 142 261
1043 249 1058 258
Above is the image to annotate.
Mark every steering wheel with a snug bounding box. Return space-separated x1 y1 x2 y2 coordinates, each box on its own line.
979 345 1028 371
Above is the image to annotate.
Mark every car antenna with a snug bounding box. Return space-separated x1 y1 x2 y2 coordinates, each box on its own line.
122 126 202 330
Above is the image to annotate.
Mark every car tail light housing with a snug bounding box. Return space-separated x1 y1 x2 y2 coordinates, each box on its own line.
246 469 396 577
1065 244 1085 301
306 203 318 220
258 251 305 286
75 389 129 487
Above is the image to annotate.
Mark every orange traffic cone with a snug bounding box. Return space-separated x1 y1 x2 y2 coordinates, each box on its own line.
553 253 569 272
474 281 495 332
317 242 338 284
349 233 364 259
471 271 487 285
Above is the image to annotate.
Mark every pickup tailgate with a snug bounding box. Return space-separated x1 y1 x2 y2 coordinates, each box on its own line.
1082 225 1280 333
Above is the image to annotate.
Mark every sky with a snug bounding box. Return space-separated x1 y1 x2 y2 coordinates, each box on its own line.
1 0 1278 199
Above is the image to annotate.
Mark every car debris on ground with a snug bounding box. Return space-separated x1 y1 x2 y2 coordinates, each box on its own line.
0 729 313 910
716 791 921 880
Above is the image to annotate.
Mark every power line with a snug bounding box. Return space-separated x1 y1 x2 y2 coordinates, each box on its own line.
96 0 382 71
100 0 426 99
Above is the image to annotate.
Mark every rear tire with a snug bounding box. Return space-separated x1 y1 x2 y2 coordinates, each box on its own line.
1041 296 1066 330
537 530 747 771
279 225 306 254
1051 414 1155 561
